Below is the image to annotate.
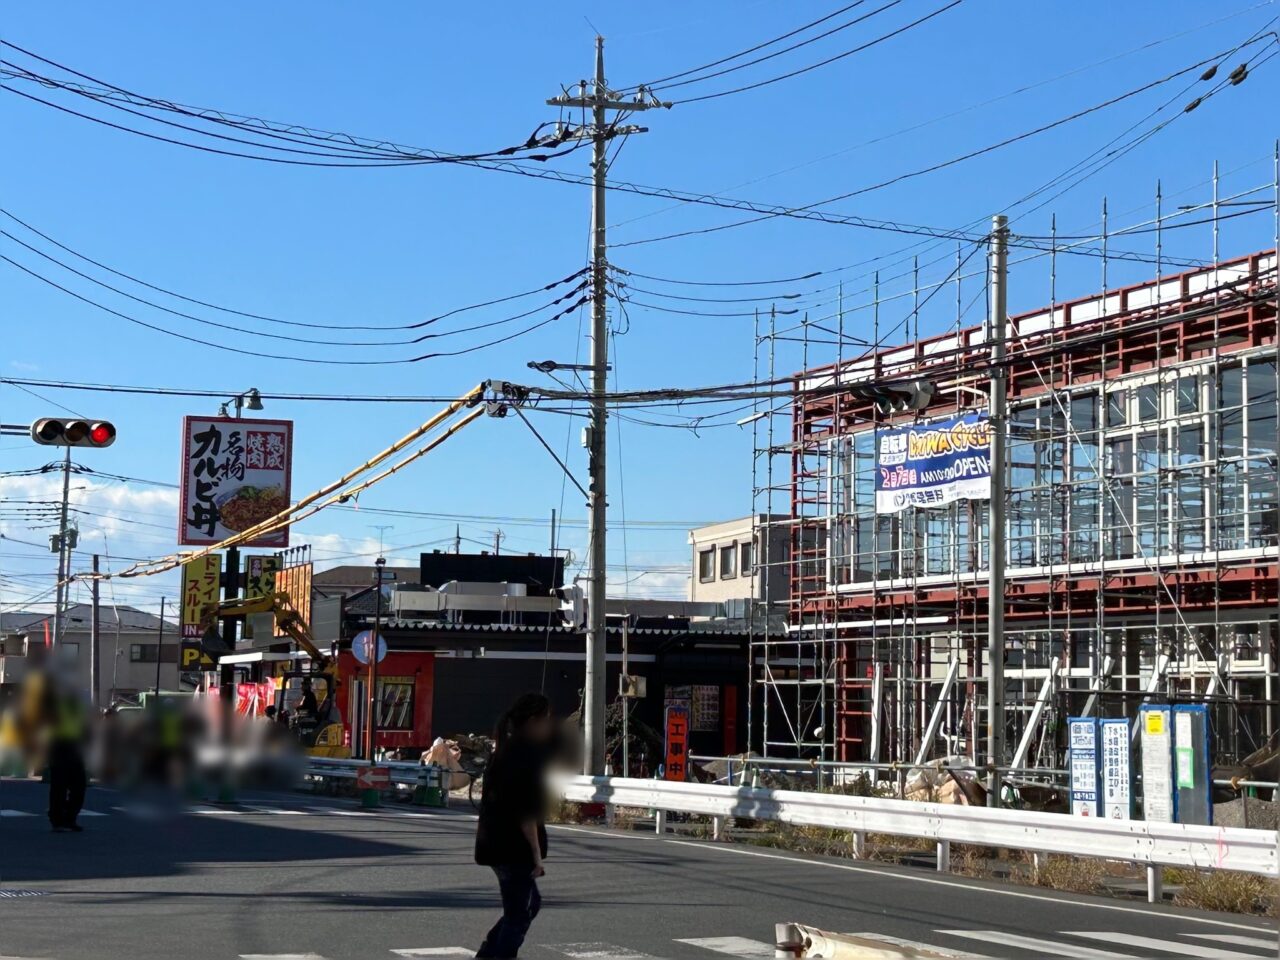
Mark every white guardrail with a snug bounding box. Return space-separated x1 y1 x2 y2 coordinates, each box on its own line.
555 774 1279 903
306 756 428 786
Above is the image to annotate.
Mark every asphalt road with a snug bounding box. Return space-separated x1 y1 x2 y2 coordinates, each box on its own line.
0 778 1275 960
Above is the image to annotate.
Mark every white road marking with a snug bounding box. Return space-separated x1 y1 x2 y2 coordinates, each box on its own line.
78 810 108 816
675 936 774 957
1187 932 1280 950
0 810 35 817
852 932 990 958
544 942 662 960
241 806 306 815
940 930 1133 958
191 808 240 815
653 838 1275 936
239 954 329 960
391 949 476 957
1069 931 1265 959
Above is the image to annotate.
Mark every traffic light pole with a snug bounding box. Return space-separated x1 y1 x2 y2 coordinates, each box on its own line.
547 38 663 777
51 446 71 651
217 545 239 803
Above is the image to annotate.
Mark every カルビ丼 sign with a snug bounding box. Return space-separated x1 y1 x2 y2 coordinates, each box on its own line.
179 416 293 547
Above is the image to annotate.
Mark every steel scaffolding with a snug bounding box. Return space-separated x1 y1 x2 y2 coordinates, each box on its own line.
750 157 1280 774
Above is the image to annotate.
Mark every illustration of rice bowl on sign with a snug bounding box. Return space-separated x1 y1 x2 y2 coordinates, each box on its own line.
215 485 288 532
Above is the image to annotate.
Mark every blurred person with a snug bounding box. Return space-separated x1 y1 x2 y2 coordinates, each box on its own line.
45 671 88 833
295 678 318 721
264 705 277 722
474 693 554 960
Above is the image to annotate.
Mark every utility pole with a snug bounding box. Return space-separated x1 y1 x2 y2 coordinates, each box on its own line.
90 553 100 709
986 214 1009 808
547 36 664 777
154 597 167 697
51 447 72 650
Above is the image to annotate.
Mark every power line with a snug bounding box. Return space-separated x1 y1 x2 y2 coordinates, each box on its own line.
0 206 588 331
671 0 965 105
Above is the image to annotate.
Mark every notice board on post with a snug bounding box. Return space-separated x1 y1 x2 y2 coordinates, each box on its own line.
1139 705 1174 823
1173 704 1212 825
1067 717 1100 816
1099 717 1132 820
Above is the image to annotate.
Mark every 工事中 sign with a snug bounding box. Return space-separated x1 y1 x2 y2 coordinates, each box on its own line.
179 416 293 547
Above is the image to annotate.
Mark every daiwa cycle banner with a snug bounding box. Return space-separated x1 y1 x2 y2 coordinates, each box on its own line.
875 413 992 513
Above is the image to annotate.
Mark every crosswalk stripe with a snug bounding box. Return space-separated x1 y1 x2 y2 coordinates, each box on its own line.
676 936 774 957
851 932 990 958
1186 932 1278 951
241 806 306 815
0 810 35 817
79 810 108 817
391 949 475 957
939 930 1133 958
1069 931 1265 959
544 942 661 960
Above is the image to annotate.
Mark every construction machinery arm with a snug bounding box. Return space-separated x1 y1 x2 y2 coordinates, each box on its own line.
198 591 332 670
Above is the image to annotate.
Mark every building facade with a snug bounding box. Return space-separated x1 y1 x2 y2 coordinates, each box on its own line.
0 604 182 706
762 249 1278 769
688 515 790 607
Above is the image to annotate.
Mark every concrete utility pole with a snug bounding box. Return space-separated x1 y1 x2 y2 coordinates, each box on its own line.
986 214 1009 808
547 37 664 776
51 446 72 650
90 553 100 709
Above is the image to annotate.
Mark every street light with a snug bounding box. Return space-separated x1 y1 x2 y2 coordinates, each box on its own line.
218 388 264 419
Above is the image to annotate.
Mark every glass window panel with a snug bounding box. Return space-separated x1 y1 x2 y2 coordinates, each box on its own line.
1106 389 1127 427
1178 423 1203 466
1105 437 1133 476
1216 461 1246 550
1071 392 1098 431
1104 479 1134 559
1136 432 1159 473
1177 374 1200 414
1137 383 1159 422
1219 364 1244 409
1177 470 1205 552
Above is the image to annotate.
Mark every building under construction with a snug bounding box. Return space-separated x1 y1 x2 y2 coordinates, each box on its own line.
751 234 1279 775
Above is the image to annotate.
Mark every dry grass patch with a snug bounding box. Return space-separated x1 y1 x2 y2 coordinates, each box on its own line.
1167 868 1277 916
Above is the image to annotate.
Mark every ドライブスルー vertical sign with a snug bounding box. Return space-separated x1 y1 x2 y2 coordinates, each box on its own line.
1068 717 1100 816
875 413 991 513
180 554 221 640
179 417 293 547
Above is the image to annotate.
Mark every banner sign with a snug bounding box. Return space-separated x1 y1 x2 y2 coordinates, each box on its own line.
245 555 281 599
275 562 313 637
875 413 991 513
664 704 690 782
1100 718 1132 819
179 416 293 547
1068 717 1100 816
1140 705 1174 822
181 554 221 640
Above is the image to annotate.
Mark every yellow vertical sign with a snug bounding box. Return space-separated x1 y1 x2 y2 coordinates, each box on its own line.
181 554 221 640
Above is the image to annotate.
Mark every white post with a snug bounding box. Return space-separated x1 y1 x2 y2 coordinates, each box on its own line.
936 839 951 873
712 815 726 841
654 809 667 835
851 830 867 859
1146 865 1163 903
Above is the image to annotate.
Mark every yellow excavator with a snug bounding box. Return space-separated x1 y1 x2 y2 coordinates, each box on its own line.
200 591 350 758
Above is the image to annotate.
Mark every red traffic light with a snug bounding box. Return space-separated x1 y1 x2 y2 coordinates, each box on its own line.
29 417 116 448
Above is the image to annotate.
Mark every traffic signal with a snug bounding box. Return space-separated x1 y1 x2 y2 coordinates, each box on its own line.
849 379 936 415
30 418 117 448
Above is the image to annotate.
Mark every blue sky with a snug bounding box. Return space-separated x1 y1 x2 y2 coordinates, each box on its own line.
2 1 1278 613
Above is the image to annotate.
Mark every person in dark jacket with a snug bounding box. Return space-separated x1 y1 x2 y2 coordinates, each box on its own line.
474 693 554 959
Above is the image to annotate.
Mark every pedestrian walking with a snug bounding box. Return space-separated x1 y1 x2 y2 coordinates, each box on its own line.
474 693 554 959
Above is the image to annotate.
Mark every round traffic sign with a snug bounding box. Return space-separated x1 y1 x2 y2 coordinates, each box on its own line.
352 630 387 665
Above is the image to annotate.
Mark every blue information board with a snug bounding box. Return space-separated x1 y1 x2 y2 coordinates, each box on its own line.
1068 717 1100 816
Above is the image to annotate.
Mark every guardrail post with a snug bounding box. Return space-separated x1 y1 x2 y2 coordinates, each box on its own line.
936 839 950 873
655 809 667 835
851 830 867 859
1032 852 1047 881
1146 865 1163 903
712 815 727 841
